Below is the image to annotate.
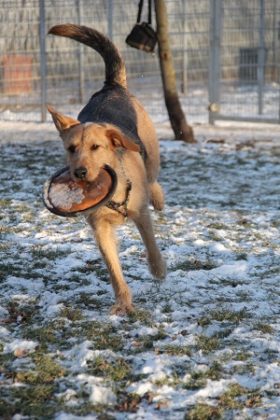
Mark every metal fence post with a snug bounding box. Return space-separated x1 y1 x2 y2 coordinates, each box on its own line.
258 0 265 115
272 0 277 81
279 86 280 122
208 0 222 124
39 0 47 122
107 0 113 40
77 0 85 103
181 0 188 94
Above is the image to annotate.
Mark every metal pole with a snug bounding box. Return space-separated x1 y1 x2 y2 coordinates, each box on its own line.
208 0 222 124
181 0 188 94
107 0 113 40
258 0 265 115
77 0 85 103
279 85 280 122
272 0 277 81
39 0 47 122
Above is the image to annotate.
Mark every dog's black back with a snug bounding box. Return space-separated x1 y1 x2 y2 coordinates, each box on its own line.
79 85 146 158
78 85 136 139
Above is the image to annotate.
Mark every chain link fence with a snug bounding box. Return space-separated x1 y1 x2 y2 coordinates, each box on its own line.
0 0 279 124
209 0 280 124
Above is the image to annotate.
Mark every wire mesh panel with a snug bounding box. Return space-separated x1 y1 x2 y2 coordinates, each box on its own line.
0 0 279 123
0 1 40 115
209 0 280 123
45 0 211 113
0 0 211 123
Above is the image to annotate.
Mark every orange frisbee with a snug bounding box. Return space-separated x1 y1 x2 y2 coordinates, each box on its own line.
43 165 117 217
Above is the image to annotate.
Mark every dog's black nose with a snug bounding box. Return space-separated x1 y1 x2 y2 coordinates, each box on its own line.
74 167 87 179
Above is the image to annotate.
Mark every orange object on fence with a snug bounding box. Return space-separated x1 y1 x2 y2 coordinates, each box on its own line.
2 55 33 95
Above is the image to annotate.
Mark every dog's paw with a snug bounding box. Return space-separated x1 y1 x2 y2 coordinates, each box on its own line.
149 182 165 211
110 302 134 316
149 256 167 280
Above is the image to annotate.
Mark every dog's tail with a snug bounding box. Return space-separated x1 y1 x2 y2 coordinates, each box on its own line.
48 23 127 88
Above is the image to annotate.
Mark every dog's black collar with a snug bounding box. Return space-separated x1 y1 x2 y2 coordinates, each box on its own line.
106 179 132 218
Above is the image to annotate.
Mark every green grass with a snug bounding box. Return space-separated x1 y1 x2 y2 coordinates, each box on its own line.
23 325 57 347
87 356 131 383
0 385 58 418
159 344 192 357
130 328 168 354
229 362 255 375
198 308 248 327
172 258 217 272
75 292 106 309
185 403 222 420
233 351 252 361
128 308 153 325
6 299 39 324
15 352 66 385
59 306 83 321
184 362 223 390
31 248 62 259
0 352 66 418
196 335 220 354
185 384 262 419
253 322 274 334
218 383 262 410
81 321 124 352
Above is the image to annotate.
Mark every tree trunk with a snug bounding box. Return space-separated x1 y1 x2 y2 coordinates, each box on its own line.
154 0 195 143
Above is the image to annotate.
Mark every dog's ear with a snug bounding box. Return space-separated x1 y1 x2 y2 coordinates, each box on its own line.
106 127 140 152
47 105 80 133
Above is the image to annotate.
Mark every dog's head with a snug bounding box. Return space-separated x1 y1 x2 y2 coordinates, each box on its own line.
48 106 140 182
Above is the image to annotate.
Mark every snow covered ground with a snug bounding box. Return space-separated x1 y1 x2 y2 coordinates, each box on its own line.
0 105 280 418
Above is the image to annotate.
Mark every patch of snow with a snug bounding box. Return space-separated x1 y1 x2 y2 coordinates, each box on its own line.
4 339 37 354
77 374 116 405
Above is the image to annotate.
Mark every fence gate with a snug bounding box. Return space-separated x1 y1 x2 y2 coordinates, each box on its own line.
208 0 280 124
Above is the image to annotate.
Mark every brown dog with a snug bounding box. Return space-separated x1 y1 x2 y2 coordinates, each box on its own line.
47 24 166 315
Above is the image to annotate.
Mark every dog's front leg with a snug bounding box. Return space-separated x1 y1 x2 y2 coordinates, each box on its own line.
90 219 133 315
134 208 166 280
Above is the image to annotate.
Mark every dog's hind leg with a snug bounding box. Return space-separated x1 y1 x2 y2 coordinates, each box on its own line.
90 219 133 315
149 182 165 211
134 208 166 280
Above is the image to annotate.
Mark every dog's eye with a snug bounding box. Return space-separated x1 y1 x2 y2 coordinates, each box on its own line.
68 145 76 154
91 144 100 151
